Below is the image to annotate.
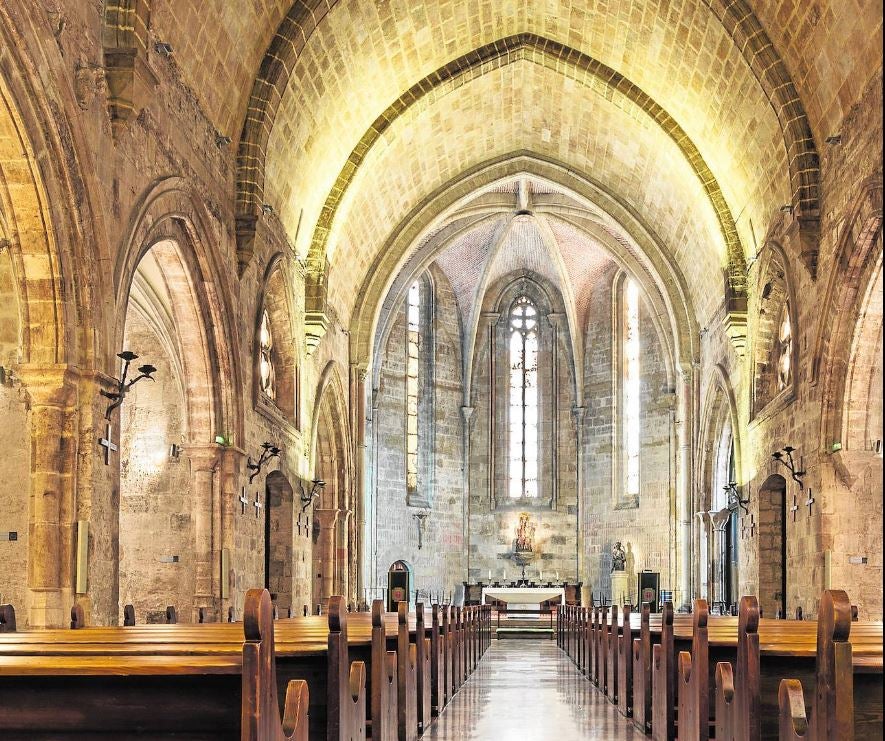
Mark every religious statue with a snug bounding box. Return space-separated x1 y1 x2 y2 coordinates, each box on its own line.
514 512 536 553
611 541 626 573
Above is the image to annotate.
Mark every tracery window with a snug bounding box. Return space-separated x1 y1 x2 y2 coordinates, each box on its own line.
776 304 792 391
259 308 276 400
508 296 539 499
623 279 641 498
406 280 421 495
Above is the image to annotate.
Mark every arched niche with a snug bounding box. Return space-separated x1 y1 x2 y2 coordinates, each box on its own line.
750 243 798 421
254 256 300 427
310 363 353 607
757 473 787 619
118 237 218 622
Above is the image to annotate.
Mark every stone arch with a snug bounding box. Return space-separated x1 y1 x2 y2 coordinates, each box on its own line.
695 366 743 605
254 254 300 426
310 362 354 606
757 473 788 619
264 470 295 613
114 178 242 445
303 33 746 299
814 178 884 484
349 154 698 393
750 241 800 420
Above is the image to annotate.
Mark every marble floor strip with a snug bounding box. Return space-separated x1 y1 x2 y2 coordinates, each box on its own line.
425 639 641 740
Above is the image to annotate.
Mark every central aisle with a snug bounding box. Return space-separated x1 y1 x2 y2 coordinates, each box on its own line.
425 639 641 740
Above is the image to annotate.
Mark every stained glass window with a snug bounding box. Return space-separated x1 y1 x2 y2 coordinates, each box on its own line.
259 309 276 400
776 304 792 390
624 279 641 498
406 281 421 494
509 296 539 498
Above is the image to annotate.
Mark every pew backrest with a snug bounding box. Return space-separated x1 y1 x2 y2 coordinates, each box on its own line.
0 604 15 632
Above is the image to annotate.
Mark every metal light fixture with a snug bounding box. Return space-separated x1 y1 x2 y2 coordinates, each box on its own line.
724 481 749 514
154 41 173 56
101 351 157 420
772 445 805 488
247 442 281 483
825 134 842 145
300 479 325 511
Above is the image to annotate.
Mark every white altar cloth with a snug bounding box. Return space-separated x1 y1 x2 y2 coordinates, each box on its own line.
481 587 565 605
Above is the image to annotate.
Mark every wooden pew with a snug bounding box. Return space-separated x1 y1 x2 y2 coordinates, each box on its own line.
617 605 634 718
397 602 418 741
430 605 445 717
242 588 310 741
370 600 397 741
123 604 136 626
777 590 854 741
415 602 432 735
714 596 761 741
327 596 367 741
166 605 178 624
0 604 15 632
607 604 619 705
652 601 675 741
677 599 709 741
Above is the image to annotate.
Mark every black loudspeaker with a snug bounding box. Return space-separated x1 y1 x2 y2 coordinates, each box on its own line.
637 571 660 612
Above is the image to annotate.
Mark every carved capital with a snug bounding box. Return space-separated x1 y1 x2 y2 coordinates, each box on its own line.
314 508 341 529
235 213 259 277
16 364 79 408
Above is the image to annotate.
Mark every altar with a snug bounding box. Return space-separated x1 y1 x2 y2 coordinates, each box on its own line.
481 586 565 608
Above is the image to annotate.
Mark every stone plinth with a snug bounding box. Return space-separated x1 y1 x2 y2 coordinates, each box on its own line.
610 570 629 606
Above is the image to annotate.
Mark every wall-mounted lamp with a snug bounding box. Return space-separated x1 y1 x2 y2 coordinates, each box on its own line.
101 351 157 421
779 204 793 214
247 442 281 483
724 482 750 514
772 445 805 489
169 443 182 462
154 41 174 56
825 134 842 145
215 133 231 147
300 479 325 511
262 203 275 216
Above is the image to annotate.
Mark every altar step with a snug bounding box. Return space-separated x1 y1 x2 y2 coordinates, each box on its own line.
493 615 555 639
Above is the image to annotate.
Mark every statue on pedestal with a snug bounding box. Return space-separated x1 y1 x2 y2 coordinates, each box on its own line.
611 541 626 573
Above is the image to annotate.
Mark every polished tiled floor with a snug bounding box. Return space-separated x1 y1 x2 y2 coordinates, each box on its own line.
425 639 641 740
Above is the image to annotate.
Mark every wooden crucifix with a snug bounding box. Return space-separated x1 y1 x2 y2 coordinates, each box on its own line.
790 494 800 522
98 422 118 466
412 510 429 549
804 488 815 516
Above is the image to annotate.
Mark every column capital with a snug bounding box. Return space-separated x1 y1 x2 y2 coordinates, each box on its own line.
16 363 79 407
709 508 732 529
183 444 220 472
314 508 341 529
481 311 500 327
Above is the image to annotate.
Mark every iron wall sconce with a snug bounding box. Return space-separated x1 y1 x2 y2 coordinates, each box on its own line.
247 442 281 483
300 479 325 512
724 481 750 514
101 351 157 420
772 445 805 489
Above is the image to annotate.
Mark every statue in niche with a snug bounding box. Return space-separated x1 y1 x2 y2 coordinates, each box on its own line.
611 541 626 573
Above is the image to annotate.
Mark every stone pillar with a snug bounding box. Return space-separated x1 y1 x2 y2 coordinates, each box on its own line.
482 312 499 507
349 365 367 603
220 446 245 614
460 405 474 579
677 367 693 610
337 508 352 601
185 445 220 619
18 365 78 628
695 510 712 601
709 508 731 611
547 313 566 507
314 508 340 603
572 405 587 602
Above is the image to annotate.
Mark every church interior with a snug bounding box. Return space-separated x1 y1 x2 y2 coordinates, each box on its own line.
0 1 881 739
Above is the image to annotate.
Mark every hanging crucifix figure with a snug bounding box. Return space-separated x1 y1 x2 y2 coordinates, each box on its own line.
412 510 429 549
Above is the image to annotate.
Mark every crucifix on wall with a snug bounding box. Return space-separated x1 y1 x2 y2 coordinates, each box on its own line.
805 488 815 516
412 510 429 549
98 422 118 466
239 487 250 515
790 494 800 522
741 514 756 539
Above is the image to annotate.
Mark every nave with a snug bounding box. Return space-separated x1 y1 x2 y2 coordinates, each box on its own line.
425 639 638 741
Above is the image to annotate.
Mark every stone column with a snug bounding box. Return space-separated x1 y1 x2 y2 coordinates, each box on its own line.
184 445 220 619
482 312 499 507
547 313 566 508
695 511 712 601
460 405 474 579
220 446 245 614
572 405 587 603
677 367 693 610
18 364 78 628
337 508 352 601
349 365 367 603
709 508 731 611
314 508 340 603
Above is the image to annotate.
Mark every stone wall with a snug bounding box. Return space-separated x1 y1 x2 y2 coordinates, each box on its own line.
582 266 675 605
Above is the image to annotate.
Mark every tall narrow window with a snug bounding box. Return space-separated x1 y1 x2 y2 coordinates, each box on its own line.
776 304 792 391
623 279 641 498
509 296 539 498
259 309 276 400
406 281 421 495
